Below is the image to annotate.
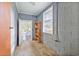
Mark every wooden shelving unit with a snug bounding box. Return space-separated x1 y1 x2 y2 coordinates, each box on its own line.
34 21 42 43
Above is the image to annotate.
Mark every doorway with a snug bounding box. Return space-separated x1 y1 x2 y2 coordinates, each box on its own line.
18 19 32 46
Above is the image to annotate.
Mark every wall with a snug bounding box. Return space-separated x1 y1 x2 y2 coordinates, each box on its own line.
37 2 79 56
19 13 36 20
11 3 18 55
58 2 79 55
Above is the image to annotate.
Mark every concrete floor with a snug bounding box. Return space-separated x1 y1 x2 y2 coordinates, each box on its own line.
14 40 58 56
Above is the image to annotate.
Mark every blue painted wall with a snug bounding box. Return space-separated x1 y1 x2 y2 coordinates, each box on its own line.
11 2 18 55
19 13 36 20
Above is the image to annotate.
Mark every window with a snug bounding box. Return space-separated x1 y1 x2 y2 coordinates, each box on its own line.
43 5 53 34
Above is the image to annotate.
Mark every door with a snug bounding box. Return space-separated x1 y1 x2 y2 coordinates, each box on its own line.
0 3 11 55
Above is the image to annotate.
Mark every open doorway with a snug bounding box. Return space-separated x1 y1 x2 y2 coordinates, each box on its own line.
17 19 32 46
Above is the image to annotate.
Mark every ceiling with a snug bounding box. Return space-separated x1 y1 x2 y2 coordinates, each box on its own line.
16 2 52 16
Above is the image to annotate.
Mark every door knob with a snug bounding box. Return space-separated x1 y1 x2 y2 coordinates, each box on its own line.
9 27 13 29
55 40 60 42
